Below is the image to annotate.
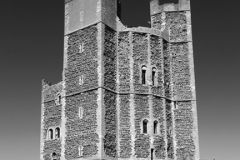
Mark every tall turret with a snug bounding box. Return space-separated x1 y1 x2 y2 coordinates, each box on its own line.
150 0 200 160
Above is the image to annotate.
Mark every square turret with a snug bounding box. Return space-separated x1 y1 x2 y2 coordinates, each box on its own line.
65 0 117 35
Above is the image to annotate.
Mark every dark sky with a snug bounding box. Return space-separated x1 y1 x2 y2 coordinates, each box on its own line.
0 0 239 160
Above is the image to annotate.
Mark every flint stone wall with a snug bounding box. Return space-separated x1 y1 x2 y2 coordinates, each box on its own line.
63 24 100 160
174 101 195 160
64 90 99 159
103 25 117 91
166 100 174 159
64 25 98 96
132 33 149 94
42 82 62 160
103 90 117 158
134 95 150 158
119 94 132 158
117 31 131 93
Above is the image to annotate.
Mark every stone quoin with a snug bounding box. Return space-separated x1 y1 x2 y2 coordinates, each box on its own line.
40 0 200 160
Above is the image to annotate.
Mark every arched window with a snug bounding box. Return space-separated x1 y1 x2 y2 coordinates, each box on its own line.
48 129 53 140
79 146 83 156
142 66 147 84
152 67 156 86
55 127 60 139
154 120 158 134
143 119 148 133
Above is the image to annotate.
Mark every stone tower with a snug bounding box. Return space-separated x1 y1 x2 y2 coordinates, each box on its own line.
40 0 199 160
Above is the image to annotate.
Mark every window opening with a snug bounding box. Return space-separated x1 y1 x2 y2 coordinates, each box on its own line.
79 42 84 53
48 129 53 140
154 120 158 134
79 75 84 85
142 66 147 84
151 149 154 160
58 95 61 105
143 119 148 133
55 127 60 139
79 107 83 119
174 101 178 109
79 146 83 156
152 67 156 86
80 11 84 21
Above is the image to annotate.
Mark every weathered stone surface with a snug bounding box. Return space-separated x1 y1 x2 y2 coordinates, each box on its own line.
41 1 199 160
65 90 99 159
132 33 149 94
119 94 132 158
118 31 131 93
104 26 117 91
64 25 98 95
134 95 150 158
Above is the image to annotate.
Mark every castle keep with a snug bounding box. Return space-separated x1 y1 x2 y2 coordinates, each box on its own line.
40 0 199 160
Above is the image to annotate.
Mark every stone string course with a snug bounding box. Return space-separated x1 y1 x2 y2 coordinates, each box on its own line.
104 90 117 157
152 97 166 159
41 1 199 160
165 100 174 159
150 35 164 97
174 101 195 160
104 26 117 91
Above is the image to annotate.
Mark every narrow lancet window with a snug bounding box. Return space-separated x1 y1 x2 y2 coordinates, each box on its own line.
48 129 53 140
79 75 84 85
80 11 84 22
79 146 83 156
143 119 148 133
55 127 60 139
154 120 158 134
152 67 156 86
142 66 147 84
79 107 83 119
79 42 84 53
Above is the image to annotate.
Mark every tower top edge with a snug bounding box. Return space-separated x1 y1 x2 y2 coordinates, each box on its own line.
150 0 191 15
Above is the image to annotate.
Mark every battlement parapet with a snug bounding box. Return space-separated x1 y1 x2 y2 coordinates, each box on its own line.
150 0 190 15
